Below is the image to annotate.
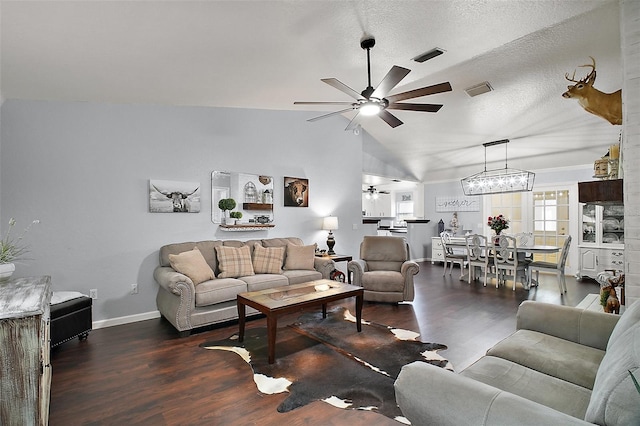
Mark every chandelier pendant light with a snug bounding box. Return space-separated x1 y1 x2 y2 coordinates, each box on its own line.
461 139 535 195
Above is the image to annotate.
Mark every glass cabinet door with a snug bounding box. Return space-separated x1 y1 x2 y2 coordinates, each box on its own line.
581 204 597 244
601 204 624 246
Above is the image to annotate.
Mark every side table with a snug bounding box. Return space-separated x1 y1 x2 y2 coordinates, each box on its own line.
316 254 353 283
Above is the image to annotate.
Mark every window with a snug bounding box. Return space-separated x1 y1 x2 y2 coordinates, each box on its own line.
533 189 570 263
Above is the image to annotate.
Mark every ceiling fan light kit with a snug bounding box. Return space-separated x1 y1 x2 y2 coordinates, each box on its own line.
363 185 389 199
294 36 452 130
461 139 535 195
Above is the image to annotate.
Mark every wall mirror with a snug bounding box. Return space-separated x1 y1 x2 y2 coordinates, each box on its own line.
211 171 274 224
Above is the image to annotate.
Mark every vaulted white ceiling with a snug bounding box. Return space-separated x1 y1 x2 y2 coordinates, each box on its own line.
1 0 622 183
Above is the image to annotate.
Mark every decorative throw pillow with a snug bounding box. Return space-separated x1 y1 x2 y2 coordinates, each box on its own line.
252 244 285 274
284 244 316 270
216 245 255 278
168 247 215 285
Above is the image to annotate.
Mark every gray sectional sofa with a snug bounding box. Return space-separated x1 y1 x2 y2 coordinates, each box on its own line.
395 300 640 425
154 237 335 335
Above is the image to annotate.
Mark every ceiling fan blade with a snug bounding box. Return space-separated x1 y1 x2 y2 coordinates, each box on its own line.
385 82 452 103
321 78 364 100
371 66 411 99
345 111 361 131
378 110 403 128
387 103 443 112
294 101 355 106
308 108 354 122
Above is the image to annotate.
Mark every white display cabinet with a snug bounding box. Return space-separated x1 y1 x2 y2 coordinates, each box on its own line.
578 203 624 280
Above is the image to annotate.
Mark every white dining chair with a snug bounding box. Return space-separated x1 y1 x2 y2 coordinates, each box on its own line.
465 234 489 285
527 236 572 294
493 235 528 291
441 232 466 279
514 232 534 263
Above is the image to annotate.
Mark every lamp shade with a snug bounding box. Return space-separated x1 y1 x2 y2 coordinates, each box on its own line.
322 216 339 231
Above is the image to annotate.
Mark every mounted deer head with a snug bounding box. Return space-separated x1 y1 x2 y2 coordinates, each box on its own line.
563 56 622 125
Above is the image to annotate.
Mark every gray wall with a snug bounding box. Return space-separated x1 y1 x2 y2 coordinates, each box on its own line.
0 100 365 322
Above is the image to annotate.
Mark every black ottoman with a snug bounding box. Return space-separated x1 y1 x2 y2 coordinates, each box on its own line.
50 296 92 347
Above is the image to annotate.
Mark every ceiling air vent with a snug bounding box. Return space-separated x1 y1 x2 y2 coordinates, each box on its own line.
465 81 493 97
413 48 445 63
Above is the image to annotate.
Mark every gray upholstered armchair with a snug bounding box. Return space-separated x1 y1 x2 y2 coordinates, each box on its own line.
347 236 419 303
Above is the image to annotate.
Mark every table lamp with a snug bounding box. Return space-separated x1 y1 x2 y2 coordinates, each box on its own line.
322 216 339 255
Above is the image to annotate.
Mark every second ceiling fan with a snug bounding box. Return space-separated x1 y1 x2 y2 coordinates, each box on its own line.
295 36 452 131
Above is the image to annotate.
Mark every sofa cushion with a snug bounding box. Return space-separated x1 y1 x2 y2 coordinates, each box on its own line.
160 240 222 272
194 278 247 307
216 245 255 278
607 296 640 350
168 247 215 285
585 300 640 425
486 329 605 389
461 355 592 419
361 271 405 292
262 237 303 265
241 274 289 292
284 244 315 270
282 269 322 285
252 243 285 274
360 236 407 272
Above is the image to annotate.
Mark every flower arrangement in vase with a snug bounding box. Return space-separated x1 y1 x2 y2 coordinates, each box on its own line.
0 218 39 278
488 215 509 244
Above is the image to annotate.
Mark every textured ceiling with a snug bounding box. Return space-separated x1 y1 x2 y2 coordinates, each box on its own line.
1 0 622 185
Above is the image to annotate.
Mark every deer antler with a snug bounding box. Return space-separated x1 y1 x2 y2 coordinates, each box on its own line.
565 56 596 83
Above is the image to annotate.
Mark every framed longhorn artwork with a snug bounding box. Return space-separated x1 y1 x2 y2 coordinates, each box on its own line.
149 179 201 213
284 177 309 207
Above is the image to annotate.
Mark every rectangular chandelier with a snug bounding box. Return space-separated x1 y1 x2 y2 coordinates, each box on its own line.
461 139 535 196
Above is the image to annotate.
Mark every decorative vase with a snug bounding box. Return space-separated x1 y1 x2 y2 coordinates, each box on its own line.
493 231 501 245
0 263 15 279
225 217 235 225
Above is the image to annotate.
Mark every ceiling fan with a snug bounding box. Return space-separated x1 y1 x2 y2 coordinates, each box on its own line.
363 185 389 199
294 36 452 131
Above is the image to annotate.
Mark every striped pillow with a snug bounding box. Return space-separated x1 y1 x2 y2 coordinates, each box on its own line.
252 243 285 274
215 245 255 278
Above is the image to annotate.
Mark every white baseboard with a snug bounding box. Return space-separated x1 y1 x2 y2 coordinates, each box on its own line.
92 310 161 330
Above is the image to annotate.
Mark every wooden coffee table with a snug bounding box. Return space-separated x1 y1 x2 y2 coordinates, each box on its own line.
237 279 363 364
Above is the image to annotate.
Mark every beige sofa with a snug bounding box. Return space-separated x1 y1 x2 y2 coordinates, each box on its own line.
395 300 640 425
154 237 335 335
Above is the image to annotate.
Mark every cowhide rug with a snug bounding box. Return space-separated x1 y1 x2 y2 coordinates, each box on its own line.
200 307 452 424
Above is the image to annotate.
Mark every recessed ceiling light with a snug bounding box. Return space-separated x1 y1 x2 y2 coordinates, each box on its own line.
413 48 445 63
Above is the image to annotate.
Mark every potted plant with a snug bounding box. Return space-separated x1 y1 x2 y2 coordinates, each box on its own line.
230 211 243 224
218 198 237 225
0 218 39 279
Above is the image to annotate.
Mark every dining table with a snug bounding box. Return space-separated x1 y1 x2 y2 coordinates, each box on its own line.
445 238 561 288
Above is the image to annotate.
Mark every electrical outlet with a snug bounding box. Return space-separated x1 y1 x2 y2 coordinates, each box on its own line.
131 283 138 295
90 289 98 299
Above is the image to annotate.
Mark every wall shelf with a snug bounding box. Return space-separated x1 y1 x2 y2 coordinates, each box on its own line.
219 224 275 232
242 203 273 210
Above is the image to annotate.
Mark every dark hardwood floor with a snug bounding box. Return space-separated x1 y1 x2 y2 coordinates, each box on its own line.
49 262 600 425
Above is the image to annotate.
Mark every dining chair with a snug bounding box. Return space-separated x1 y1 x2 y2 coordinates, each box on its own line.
514 232 534 262
493 235 528 290
441 232 466 279
527 236 572 294
465 234 489 285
